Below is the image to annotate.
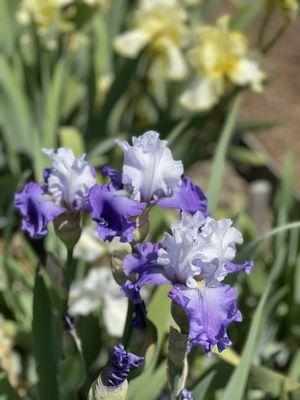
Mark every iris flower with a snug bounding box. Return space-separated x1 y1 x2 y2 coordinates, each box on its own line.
180 16 265 111
114 0 189 80
14 148 96 239
122 212 253 354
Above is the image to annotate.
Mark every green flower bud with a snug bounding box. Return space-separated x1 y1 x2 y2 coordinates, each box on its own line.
53 211 81 250
88 376 128 400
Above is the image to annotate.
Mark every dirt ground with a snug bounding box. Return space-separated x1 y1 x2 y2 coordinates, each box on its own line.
240 14 300 192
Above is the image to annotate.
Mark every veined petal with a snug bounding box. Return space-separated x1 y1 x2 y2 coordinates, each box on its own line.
88 184 145 243
43 148 96 210
117 131 183 202
155 177 207 214
180 77 223 111
169 283 242 354
114 29 150 58
14 182 64 239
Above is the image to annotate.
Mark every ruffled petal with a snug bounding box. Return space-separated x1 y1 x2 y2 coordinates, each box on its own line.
122 242 170 302
88 184 145 243
169 283 242 354
14 182 64 239
225 260 253 274
43 148 96 210
117 131 183 202
155 177 207 214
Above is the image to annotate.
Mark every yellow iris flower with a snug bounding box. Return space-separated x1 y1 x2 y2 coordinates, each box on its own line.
180 16 265 111
114 0 189 80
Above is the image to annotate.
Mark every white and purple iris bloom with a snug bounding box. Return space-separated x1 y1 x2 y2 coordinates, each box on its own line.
14 148 96 239
122 212 253 355
88 131 207 242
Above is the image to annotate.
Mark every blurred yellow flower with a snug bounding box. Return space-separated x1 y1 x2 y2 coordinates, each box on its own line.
277 0 299 19
180 16 264 111
114 0 189 80
16 0 66 32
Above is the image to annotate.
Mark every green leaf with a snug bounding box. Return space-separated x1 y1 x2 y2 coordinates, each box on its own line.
42 60 67 148
230 146 267 166
192 370 216 400
206 97 240 213
59 330 86 395
128 362 167 400
222 246 287 400
127 286 171 399
32 270 59 400
0 371 21 400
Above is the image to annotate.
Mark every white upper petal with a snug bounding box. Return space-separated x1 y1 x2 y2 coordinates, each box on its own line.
158 213 244 284
157 213 205 283
43 147 96 209
117 131 183 202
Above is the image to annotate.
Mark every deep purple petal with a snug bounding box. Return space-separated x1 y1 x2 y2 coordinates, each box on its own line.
122 242 170 302
169 283 242 355
225 260 253 274
155 177 207 214
14 182 65 239
102 344 143 387
102 166 123 190
88 184 144 242
124 242 162 275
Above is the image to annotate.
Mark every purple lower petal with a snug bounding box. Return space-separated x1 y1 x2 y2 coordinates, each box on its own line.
14 182 64 239
226 260 253 274
88 184 144 242
169 283 242 355
155 177 207 214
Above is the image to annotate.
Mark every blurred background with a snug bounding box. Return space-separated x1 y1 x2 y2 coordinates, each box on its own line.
0 0 300 399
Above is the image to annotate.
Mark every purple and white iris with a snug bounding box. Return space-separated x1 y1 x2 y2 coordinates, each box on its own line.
14 148 96 239
122 212 253 354
88 131 207 242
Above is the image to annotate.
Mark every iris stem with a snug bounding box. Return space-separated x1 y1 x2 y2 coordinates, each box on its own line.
63 248 76 314
122 300 135 348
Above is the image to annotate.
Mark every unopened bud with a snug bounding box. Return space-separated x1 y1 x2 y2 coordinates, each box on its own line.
54 211 81 250
88 344 143 400
88 375 128 400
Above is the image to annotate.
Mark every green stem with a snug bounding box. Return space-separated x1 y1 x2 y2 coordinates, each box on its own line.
63 248 76 314
122 300 135 348
257 11 273 49
262 23 289 54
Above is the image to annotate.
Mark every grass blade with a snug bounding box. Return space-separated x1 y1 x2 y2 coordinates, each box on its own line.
206 97 240 213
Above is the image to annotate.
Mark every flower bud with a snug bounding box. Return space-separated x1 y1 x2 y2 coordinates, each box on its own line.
88 375 128 400
88 345 143 400
53 211 81 250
